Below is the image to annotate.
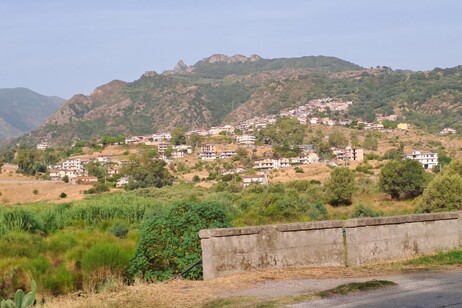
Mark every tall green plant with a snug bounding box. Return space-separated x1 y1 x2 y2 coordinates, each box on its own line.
1 280 36 308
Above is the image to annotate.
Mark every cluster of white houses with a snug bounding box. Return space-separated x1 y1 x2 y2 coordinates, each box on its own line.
48 155 115 185
35 95 447 188
253 153 320 170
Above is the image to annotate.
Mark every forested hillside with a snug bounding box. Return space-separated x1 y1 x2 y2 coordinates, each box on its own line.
12 55 462 146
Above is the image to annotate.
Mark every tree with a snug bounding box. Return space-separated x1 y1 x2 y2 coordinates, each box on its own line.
15 148 47 176
363 132 378 150
171 127 186 146
121 156 174 190
379 159 425 199
324 167 356 206
85 161 107 179
328 129 348 148
350 131 360 148
418 159 462 212
187 132 202 149
258 117 306 147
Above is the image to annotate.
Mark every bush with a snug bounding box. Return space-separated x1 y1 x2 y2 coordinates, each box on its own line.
355 164 373 175
418 159 462 212
32 189 38 195
350 204 383 218
111 223 129 239
128 201 230 281
42 265 74 296
59 193 67 199
81 243 131 291
308 201 328 221
84 183 110 194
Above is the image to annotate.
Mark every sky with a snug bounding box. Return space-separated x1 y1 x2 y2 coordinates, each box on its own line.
1 0 461 98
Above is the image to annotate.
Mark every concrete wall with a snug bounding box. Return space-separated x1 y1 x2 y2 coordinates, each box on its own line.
199 221 345 280
345 212 461 266
200 212 462 279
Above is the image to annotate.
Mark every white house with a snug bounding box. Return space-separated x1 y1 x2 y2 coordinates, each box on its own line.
242 173 268 187
152 133 172 142
116 177 130 188
236 135 256 146
219 151 237 159
440 128 456 135
62 159 83 170
96 155 112 165
404 151 438 169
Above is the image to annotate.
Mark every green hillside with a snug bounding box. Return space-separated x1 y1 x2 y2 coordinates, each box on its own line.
0 88 64 140
9 55 462 146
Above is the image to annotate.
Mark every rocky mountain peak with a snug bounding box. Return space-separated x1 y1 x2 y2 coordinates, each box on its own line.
200 54 263 64
174 60 189 73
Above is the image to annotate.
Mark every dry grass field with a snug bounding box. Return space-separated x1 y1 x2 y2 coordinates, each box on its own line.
0 164 92 205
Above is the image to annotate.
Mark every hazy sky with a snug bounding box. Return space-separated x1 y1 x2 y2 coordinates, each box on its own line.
1 0 460 98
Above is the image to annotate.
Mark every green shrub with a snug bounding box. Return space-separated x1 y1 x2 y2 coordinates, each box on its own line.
42 265 74 296
84 183 110 194
59 192 67 199
417 159 462 212
308 201 328 221
350 204 383 218
81 243 131 291
111 223 129 239
129 201 230 281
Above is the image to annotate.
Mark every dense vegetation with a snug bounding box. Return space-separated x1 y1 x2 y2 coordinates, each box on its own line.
192 55 362 78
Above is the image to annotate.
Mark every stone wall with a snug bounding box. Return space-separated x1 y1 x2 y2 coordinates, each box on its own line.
199 221 345 280
345 212 461 266
200 212 462 279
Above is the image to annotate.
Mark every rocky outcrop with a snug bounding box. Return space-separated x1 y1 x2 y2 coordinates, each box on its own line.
199 54 263 64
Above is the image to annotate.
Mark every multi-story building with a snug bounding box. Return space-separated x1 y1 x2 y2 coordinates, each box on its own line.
62 159 83 170
157 143 169 154
199 144 217 160
403 151 438 169
152 133 171 142
236 135 256 146
333 146 364 162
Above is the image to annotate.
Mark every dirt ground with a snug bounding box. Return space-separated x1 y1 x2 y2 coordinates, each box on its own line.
43 264 462 308
0 164 92 205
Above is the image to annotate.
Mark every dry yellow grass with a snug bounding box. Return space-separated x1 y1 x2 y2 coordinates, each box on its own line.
44 266 405 308
269 163 332 183
0 164 92 205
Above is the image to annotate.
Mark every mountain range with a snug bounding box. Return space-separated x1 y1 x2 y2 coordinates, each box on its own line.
10 54 462 146
0 88 64 141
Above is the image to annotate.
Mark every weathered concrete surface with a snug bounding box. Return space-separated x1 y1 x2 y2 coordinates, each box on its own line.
345 213 459 266
200 212 462 279
200 221 344 280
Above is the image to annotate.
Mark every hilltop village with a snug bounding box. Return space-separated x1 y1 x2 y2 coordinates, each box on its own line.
33 97 454 189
